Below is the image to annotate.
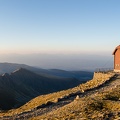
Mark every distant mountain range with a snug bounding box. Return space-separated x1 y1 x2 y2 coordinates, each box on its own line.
0 68 80 110
0 63 93 81
0 63 93 110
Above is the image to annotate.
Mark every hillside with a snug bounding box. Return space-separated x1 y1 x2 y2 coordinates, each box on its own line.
35 73 120 120
0 68 80 110
0 71 118 120
0 63 93 81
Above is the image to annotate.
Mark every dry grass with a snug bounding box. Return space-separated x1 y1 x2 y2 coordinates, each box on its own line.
0 72 115 117
32 84 120 120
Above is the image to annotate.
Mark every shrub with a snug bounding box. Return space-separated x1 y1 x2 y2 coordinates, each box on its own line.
89 101 104 111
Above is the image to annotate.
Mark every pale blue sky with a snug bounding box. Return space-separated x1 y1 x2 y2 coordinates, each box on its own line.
0 0 119 70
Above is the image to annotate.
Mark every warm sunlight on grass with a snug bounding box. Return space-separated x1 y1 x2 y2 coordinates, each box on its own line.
0 72 114 117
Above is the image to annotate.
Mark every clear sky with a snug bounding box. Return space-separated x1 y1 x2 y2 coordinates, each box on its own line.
0 0 120 70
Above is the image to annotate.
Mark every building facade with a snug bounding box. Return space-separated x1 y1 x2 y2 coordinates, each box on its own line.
112 45 120 72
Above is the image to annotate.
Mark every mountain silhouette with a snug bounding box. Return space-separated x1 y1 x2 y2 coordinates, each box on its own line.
0 68 80 110
0 63 93 81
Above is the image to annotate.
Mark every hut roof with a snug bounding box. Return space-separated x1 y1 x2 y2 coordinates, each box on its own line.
112 45 120 55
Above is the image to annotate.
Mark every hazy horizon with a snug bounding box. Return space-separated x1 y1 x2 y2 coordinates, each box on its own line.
0 52 113 71
0 0 119 70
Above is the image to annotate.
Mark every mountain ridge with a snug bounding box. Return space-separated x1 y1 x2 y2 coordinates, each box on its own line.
0 62 93 81
0 71 117 120
0 68 80 110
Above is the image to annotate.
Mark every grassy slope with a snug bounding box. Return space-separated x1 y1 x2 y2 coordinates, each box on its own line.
31 72 119 120
0 72 114 117
34 83 120 120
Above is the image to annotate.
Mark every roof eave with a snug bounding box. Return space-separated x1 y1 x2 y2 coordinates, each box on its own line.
112 49 117 55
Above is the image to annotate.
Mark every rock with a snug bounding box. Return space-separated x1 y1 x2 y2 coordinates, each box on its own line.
81 89 84 93
75 95 79 100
